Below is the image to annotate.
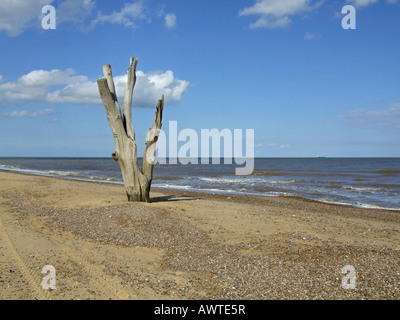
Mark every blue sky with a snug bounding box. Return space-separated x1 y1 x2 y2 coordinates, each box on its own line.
0 0 399 158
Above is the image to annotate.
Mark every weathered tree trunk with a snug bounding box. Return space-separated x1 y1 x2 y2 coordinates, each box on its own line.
97 56 164 202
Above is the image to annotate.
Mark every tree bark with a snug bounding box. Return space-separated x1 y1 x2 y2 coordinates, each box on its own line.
97 56 164 203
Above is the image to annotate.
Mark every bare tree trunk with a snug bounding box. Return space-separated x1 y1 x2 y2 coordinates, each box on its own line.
97 56 164 202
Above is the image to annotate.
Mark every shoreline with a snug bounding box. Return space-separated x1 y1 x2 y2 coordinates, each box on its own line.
1 168 399 212
1 170 399 300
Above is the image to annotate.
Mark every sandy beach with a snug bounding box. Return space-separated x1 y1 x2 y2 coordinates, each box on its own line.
0 170 399 300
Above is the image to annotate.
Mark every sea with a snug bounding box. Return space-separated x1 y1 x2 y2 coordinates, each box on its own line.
0 157 399 210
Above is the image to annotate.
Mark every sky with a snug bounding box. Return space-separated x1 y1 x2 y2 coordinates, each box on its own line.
0 0 399 158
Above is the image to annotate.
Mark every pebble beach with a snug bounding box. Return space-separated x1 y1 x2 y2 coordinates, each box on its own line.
0 170 399 300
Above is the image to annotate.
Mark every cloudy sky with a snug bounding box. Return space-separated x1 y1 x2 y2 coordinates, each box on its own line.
0 0 399 157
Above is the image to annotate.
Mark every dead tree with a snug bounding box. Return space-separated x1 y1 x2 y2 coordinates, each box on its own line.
97 56 164 202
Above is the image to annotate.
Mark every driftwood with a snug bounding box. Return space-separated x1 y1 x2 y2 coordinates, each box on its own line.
97 56 164 202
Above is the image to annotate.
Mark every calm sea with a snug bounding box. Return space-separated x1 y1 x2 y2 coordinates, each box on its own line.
1 157 399 210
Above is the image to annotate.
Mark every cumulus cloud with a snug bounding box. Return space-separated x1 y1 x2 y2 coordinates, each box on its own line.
91 0 146 29
0 0 96 36
0 0 52 36
0 68 190 108
0 69 86 102
164 13 176 28
239 0 324 29
0 0 172 36
335 103 400 129
2 108 53 118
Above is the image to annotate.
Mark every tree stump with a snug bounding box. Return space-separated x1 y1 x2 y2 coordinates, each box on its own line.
97 56 164 202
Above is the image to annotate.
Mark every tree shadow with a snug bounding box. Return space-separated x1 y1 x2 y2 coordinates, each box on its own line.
151 195 198 203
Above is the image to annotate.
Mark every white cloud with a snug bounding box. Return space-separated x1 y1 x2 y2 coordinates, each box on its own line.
0 68 190 108
239 0 324 29
2 108 53 118
133 70 189 106
249 15 291 29
335 103 400 129
19 69 84 87
2 110 28 117
349 0 378 6
165 13 176 28
0 0 53 36
30 108 54 117
0 69 86 102
91 0 146 29
240 0 315 16
56 0 95 25
348 0 398 7
0 0 95 36
0 0 177 36
304 31 321 40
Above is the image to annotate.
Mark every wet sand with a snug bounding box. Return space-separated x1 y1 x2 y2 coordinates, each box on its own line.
0 170 399 300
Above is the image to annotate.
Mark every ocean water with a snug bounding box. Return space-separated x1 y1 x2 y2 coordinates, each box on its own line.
0 157 399 210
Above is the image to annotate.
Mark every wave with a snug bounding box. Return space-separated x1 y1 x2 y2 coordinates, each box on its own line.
0 165 52 176
2 161 399 210
200 177 261 184
268 180 296 184
0 164 120 183
153 183 240 194
353 202 400 210
46 170 87 178
341 186 384 192
154 182 399 210
317 200 400 211
199 177 296 184
153 183 289 197
153 183 193 190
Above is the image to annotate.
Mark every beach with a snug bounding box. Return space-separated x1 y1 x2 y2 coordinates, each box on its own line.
0 170 399 300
